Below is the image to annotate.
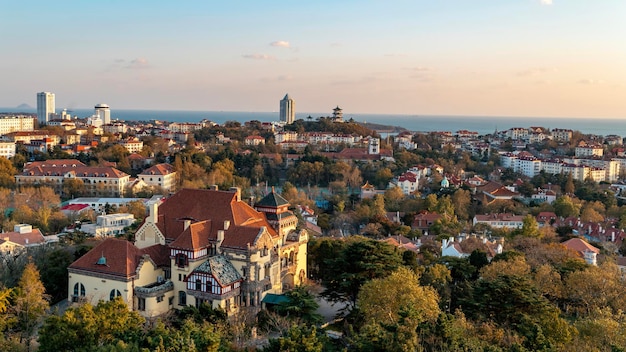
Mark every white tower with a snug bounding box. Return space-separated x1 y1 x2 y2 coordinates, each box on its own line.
368 138 380 155
279 94 295 124
36 92 55 125
94 104 111 125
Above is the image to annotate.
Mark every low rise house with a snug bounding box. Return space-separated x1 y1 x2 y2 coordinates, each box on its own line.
562 237 599 265
473 213 524 229
0 224 46 255
80 213 136 237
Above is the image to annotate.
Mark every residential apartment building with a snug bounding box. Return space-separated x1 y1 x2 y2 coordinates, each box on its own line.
37 92 55 124
279 94 295 124
80 213 135 237
16 159 130 197
137 163 177 193
0 116 36 135
473 213 524 229
0 141 16 159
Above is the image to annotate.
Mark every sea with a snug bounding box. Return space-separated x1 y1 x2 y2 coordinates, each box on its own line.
1 107 624 137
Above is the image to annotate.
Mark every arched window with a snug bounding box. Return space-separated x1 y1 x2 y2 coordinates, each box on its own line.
178 291 187 306
73 283 86 297
109 289 121 301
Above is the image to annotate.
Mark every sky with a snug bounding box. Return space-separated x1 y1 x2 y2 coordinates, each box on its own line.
1 0 626 118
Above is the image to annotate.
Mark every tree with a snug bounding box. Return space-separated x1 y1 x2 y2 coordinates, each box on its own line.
263 325 324 352
38 298 145 351
358 267 440 326
12 261 49 350
0 156 17 187
518 214 540 238
553 195 581 218
322 238 403 306
274 286 322 325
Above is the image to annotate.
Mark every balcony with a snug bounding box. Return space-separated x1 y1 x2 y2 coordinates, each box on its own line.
134 280 174 298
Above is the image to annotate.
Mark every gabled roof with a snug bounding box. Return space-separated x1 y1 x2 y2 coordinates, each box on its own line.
0 228 45 247
256 190 290 208
169 220 212 250
189 255 242 287
69 238 168 278
139 163 175 176
155 188 278 249
562 238 600 255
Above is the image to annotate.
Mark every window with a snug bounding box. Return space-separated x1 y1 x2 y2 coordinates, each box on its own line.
73 283 86 297
169 296 174 305
195 279 202 291
178 291 187 306
157 295 164 303
175 253 188 268
109 289 121 301
138 298 145 311
242 267 247 279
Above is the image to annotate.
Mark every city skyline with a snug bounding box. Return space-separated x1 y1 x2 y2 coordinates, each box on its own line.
2 1 626 119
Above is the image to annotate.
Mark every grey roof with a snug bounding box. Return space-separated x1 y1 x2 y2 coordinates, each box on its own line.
256 191 290 208
192 255 242 286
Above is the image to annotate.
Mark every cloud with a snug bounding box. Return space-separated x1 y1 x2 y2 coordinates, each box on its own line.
126 58 150 69
260 74 293 82
516 67 552 77
242 54 276 60
270 40 290 48
405 66 432 72
540 0 552 5
578 78 605 85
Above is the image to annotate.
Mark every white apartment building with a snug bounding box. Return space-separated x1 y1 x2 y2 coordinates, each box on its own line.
0 142 16 159
551 128 573 142
94 104 111 125
515 156 542 178
37 92 55 125
274 131 298 144
168 122 203 133
81 213 135 237
575 145 603 157
0 116 35 135
279 94 295 124
118 140 144 153
138 163 177 193
506 127 529 140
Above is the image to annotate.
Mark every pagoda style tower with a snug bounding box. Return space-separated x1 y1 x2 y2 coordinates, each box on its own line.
255 188 298 237
332 106 343 122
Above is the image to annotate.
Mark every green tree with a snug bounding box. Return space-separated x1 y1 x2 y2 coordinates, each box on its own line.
358 267 440 326
553 195 581 218
274 286 322 325
263 326 324 352
322 238 403 306
13 261 50 350
38 298 145 351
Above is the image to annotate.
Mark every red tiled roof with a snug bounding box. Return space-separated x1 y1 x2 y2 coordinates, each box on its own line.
61 204 90 212
20 165 128 178
139 163 175 176
155 189 278 250
69 238 169 278
0 228 45 247
562 238 600 255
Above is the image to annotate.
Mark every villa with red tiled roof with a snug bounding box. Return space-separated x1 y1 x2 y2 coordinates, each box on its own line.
137 163 177 193
562 238 600 265
68 187 308 318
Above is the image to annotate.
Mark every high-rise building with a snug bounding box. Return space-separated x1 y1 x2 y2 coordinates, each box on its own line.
36 92 55 125
94 103 111 125
279 94 295 124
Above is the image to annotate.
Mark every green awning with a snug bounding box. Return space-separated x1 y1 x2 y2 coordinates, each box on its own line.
262 293 290 305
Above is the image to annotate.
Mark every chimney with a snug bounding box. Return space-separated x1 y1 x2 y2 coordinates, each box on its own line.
148 202 159 223
217 230 224 252
229 187 241 201
224 220 230 231
210 184 218 191
184 219 191 231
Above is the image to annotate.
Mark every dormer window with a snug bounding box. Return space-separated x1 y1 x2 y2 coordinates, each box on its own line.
175 253 188 268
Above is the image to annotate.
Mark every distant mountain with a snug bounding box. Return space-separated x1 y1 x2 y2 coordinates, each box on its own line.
17 103 32 109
